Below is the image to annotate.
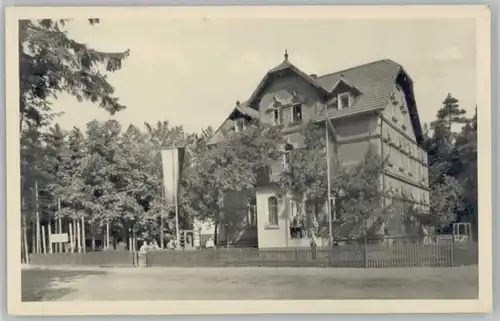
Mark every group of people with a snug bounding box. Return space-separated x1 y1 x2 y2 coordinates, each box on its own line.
138 238 188 252
139 239 160 253
290 214 320 239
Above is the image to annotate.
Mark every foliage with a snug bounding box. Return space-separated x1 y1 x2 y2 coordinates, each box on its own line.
436 93 468 131
278 123 394 238
19 19 129 130
181 123 283 236
278 122 328 201
422 95 477 230
334 147 386 220
429 175 464 224
19 23 478 246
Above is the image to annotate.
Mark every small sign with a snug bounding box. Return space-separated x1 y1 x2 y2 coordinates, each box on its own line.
50 233 69 243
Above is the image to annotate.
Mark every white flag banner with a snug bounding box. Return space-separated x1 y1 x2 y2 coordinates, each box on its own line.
161 147 185 205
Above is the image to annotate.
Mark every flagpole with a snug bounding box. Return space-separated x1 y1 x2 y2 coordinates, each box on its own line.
172 148 180 247
174 195 180 247
325 108 333 247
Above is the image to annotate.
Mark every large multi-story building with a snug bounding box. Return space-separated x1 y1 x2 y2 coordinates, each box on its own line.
208 52 430 248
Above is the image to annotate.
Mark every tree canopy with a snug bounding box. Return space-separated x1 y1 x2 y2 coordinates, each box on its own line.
18 19 478 246
19 19 130 130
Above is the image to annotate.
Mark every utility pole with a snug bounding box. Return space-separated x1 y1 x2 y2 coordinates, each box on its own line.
57 198 62 253
172 147 181 247
324 106 334 247
35 181 40 254
21 196 29 263
325 117 333 247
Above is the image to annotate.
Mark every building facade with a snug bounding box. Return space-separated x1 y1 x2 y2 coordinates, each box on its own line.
209 53 430 249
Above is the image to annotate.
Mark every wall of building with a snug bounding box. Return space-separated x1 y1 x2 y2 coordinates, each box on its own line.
381 84 430 213
210 72 431 246
255 186 289 248
256 73 323 127
209 116 238 144
334 113 379 138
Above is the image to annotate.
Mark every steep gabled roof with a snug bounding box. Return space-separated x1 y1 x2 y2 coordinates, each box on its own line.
210 57 424 146
207 100 260 145
231 101 260 119
316 59 400 113
329 77 362 95
314 59 424 145
247 57 329 107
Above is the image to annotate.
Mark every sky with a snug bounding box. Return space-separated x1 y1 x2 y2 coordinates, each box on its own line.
50 18 477 134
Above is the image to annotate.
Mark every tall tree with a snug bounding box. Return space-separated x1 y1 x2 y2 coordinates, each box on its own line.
428 175 464 225
421 94 476 234
330 147 398 239
183 124 283 243
425 93 466 185
19 19 130 130
452 107 478 236
278 122 328 206
437 94 468 132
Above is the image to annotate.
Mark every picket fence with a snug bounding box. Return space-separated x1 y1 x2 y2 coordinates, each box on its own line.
29 241 478 268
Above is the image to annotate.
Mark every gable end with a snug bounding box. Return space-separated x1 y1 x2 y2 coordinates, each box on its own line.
395 70 424 146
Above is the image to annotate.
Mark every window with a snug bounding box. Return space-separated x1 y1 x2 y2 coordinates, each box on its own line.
291 104 302 122
273 109 282 125
290 200 305 239
330 197 342 221
234 118 245 132
338 93 350 109
282 143 293 169
283 151 291 169
268 196 279 226
247 205 257 226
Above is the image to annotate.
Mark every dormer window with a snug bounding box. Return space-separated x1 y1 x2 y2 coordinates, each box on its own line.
234 118 245 132
291 104 302 122
338 92 350 109
273 109 282 125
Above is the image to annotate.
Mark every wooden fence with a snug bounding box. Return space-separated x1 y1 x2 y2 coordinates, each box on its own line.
29 251 135 267
28 242 478 268
146 242 478 268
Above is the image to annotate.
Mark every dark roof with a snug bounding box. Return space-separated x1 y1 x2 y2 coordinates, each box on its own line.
211 58 425 146
247 58 329 106
235 102 260 119
249 58 404 123
314 59 402 118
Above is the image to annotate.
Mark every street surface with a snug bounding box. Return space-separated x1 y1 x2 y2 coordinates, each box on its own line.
22 265 478 301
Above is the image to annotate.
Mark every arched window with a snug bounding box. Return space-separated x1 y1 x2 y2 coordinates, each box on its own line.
268 196 279 226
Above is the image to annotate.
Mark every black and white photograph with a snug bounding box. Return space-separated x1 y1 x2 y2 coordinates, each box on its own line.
5 5 492 315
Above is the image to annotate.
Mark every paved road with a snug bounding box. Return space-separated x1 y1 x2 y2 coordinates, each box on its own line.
22 265 478 301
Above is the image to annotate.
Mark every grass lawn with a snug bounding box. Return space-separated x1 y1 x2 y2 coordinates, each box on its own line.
22 265 478 301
